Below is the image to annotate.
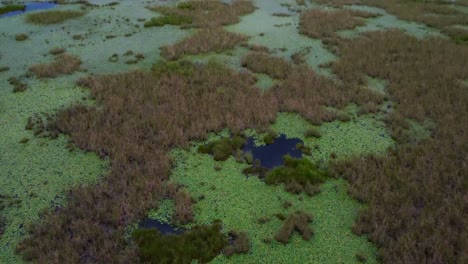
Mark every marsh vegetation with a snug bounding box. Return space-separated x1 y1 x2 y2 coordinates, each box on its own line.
1 0 466 263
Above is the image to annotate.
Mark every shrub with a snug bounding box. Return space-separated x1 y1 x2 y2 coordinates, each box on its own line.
132 221 228 264
263 130 277 144
29 53 82 78
224 231 250 257
15 34 28 41
0 66 9 72
266 156 327 195
173 190 193 224
152 60 193 77
296 143 312 155
26 10 84 25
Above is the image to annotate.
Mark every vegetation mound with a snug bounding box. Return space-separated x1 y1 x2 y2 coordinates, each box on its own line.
198 136 246 161
274 211 314 244
266 156 327 195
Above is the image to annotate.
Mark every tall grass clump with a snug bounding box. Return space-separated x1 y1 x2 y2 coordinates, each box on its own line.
274 211 314 243
26 10 83 24
160 28 247 60
29 53 81 78
299 9 369 39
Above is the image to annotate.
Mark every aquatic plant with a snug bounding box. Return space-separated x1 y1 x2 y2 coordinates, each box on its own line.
265 156 327 195
26 10 83 25
132 221 227 264
274 211 314 244
0 67 9 72
0 4 25 15
29 53 81 78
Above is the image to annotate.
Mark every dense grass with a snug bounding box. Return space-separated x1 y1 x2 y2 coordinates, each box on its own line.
132 221 227 264
299 9 372 39
160 28 248 60
144 15 192 28
316 0 468 44
327 30 468 263
0 4 25 15
26 10 83 25
29 53 82 78
148 0 256 28
266 156 328 195
17 61 277 263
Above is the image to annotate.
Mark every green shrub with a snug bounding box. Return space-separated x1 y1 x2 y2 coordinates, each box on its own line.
296 143 312 155
0 4 25 15
144 15 192 27
263 130 277 144
177 2 194 10
152 60 193 77
132 221 227 264
26 10 83 25
265 156 327 195
198 136 246 161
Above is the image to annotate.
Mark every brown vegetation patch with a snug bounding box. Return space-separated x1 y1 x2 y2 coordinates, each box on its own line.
17 61 277 263
161 28 248 60
15 34 28 41
329 30 468 263
26 10 83 25
29 53 82 78
315 0 468 43
299 9 370 39
241 52 291 79
148 0 256 29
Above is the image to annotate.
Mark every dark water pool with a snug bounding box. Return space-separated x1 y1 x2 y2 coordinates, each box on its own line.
139 218 184 235
242 134 303 169
0 2 57 18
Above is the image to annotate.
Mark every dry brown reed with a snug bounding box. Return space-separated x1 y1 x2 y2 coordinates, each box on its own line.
329 30 468 263
29 53 82 78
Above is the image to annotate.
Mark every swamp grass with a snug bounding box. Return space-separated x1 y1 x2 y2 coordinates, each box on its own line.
26 10 83 25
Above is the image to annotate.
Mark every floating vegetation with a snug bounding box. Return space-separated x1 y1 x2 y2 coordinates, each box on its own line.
14 34 28 41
